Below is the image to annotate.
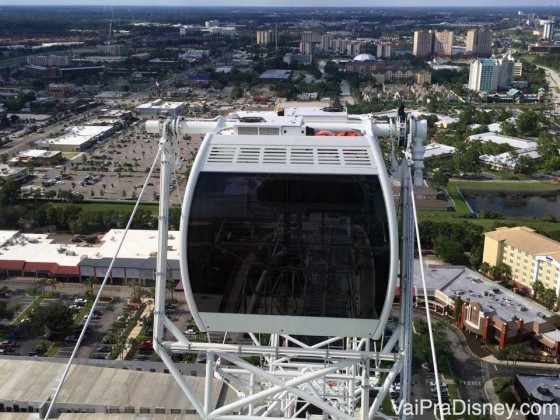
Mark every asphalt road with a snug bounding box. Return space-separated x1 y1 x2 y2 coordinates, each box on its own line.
538 64 560 114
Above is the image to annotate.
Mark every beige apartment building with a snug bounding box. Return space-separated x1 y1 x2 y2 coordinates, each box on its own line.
466 27 493 56
413 30 453 57
413 30 433 57
483 226 560 295
433 30 453 56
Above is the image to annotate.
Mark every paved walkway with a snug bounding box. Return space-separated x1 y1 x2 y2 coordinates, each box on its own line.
483 355 560 369
118 298 153 360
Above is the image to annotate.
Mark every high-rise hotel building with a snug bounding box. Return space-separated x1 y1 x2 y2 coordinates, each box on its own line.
468 55 514 92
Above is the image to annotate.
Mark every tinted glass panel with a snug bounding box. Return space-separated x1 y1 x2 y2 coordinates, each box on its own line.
187 172 390 319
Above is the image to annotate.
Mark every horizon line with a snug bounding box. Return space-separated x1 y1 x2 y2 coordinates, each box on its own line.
0 4 558 8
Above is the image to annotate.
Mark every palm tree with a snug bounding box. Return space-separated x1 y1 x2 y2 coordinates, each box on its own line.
129 280 142 303
46 278 57 294
532 280 545 299
495 347 510 375
36 278 48 296
85 276 98 297
166 280 176 303
499 264 512 283
507 343 524 378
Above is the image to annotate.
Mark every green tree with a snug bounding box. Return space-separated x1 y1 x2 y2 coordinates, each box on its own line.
36 278 48 296
0 300 14 320
27 303 74 339
433 236 466 265
500 121 517 137
46 278 58 294
0 180 21 204
516 111 539 135
532 280 545 299
228 84 244 101
495 347 510 375
479 262 491 276
507 343 524 377
541 288 557 310
431 170 449 188
129 280 142 303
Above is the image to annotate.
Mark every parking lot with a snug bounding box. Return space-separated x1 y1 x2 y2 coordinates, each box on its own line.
22 123 205 205
1 280 195 364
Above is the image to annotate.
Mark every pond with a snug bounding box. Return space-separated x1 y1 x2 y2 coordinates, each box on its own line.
461 189 560 217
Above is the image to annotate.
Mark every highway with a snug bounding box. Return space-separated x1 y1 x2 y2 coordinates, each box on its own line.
537 64 560 115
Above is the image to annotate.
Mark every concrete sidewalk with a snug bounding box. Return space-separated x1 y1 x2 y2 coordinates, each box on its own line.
483 355 560 369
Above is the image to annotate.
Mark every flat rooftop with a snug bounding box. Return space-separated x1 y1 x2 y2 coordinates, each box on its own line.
0 233 85 266
414 261 554 323
0 358 228 415
0 230 181 268
93 230 181 261
424 142 456 158
259 69 292 80
468 132 537 150
517 375 560 420
15 149 61 158
136 100 185 111
37 125 112 147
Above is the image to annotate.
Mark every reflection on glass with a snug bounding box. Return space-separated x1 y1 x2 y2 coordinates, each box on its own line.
187 172 390 320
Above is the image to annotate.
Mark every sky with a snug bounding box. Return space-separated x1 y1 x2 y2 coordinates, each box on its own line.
0 0 557 7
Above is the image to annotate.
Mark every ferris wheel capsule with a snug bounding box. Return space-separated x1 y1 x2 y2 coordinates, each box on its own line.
179 111 398 339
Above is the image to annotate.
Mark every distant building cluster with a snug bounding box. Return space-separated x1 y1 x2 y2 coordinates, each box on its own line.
344 56 432 84
413 30 453 58
256 30 277 45
413 27 493 58
296 33 393 58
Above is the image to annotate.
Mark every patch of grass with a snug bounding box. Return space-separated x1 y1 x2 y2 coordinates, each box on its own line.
381 393 395 416
447 383 459 401
11 297 42 326
451 180 560 191
417 210 560 233
493 377 512 393
45 342 61 357
47 201 160 213
74 301 94 325
445 182 472 213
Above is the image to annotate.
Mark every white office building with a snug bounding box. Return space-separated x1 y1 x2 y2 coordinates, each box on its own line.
543 20 556 40
468 55 515 92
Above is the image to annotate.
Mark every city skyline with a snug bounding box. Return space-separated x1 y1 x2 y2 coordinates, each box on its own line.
0 0 558 7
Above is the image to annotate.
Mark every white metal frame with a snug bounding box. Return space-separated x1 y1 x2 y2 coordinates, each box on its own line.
148 112 426 419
